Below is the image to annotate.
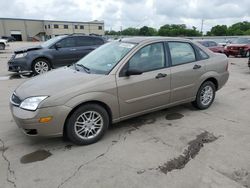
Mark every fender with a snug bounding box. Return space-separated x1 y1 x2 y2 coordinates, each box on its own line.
64 92 120 122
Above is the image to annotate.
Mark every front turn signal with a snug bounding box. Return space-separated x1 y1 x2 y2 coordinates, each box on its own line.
39 116 53 123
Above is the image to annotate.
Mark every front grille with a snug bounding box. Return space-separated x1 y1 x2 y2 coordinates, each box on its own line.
10 93 22 106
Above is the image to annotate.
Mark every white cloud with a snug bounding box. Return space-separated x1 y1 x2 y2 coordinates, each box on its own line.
0 0 249 32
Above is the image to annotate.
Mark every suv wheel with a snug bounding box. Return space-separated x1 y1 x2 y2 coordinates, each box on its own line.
192 81 216 110
0 43 5 50
66 104 109 145
32 59 50 75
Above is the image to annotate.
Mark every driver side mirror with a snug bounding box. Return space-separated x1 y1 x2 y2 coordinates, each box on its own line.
55 43 62 50
125 69 143 76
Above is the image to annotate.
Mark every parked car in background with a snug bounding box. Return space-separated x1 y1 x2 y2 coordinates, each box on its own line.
10 37 229 145
8 34 106 75
224 38 250 57
1 36 16 42
197 40 225 54
0 39 8 50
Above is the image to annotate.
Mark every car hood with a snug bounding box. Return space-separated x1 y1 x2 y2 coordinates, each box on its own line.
14 45 43 54
15 67 104 100
227 44 247 47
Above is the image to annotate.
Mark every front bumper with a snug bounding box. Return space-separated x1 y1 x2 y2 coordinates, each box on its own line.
10 104 72 137
8 56 30 72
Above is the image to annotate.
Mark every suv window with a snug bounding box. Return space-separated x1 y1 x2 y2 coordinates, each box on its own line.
59 37 76 48
128 43 165 72
94 38 104 45
76 36 95 46
168 42 196 66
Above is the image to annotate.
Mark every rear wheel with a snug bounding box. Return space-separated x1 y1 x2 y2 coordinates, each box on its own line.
32 58 50 75
0 43 5 50
192 81 216 110
66 104 109 145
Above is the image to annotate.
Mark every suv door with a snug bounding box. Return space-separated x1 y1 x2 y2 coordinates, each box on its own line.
116 42 171 118
75 36 103 60
51 37 79 67
167 41 207 103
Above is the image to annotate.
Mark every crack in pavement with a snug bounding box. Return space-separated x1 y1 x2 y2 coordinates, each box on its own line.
57 133 122 188
0 138 16 188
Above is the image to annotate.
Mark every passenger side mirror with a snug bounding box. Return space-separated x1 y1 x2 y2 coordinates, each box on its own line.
125 69 143 76
55 43 62 50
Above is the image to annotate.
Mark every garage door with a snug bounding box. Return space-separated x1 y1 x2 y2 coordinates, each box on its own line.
10 31 22 41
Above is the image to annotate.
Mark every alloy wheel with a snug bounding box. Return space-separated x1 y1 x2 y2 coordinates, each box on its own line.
34 61 49 74
74 111 104 140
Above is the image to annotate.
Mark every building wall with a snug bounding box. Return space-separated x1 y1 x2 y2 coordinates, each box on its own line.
0 18 104 41
44 21 104 38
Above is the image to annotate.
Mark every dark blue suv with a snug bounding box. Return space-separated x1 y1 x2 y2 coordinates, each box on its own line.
8 34 106 75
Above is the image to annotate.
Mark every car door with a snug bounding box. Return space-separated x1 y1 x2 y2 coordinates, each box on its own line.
116 42 171 118
50 37 79 67
75 36 101 60
167 41 207 103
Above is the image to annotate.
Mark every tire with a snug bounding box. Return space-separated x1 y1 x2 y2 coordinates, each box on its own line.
66 104 109 145
245 50 250 58
32 58 51 75
0 43 5 50
192 81 216 110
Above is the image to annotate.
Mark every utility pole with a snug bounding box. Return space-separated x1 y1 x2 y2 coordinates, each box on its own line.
201 19 204 36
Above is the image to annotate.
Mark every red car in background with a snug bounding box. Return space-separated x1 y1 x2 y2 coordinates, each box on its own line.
197 40 225 54
224 38 250 57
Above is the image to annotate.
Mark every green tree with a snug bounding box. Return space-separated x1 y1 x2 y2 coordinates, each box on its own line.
158 24 201 36
208 25 228 36
121 27 139 36
139 26 157 36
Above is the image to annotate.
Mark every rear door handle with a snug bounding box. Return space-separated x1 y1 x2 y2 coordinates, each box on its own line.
193 64 201 69
155 73 167 79
70 49 76 51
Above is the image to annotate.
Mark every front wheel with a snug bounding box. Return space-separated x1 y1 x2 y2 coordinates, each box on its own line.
66 104 109 145
32 59 50 75
192 81 216 110
0 43 5 50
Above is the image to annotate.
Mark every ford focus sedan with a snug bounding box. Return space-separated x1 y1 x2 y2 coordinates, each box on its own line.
10 37 229 145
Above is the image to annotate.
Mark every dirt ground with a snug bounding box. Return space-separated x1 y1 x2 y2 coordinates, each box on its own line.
0 42 250 188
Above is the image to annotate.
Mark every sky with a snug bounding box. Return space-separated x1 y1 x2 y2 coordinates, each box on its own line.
0 0 250 33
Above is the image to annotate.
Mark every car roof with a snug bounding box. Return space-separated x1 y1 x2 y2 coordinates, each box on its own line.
120 37 192 44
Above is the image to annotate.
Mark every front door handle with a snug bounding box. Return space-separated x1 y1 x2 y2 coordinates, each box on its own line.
193 64 201 69
70 49 76 51
155 73 167 79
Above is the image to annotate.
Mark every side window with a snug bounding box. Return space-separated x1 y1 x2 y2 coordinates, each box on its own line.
93 38 104 45
209 41 217 47
168 42 196 66
197 47 209 60
201 42 209 47
59 37 76 48
128 43 165 72
76 37 95 46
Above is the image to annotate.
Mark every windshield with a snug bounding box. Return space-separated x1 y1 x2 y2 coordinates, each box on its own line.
41 35 66 48
231 38 250 44
75 41 136 74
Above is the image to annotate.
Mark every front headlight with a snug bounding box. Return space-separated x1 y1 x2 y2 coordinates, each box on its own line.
15 53 27 59
20 96 48 111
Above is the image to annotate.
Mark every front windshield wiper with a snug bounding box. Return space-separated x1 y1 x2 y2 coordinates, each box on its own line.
75 63 91 73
